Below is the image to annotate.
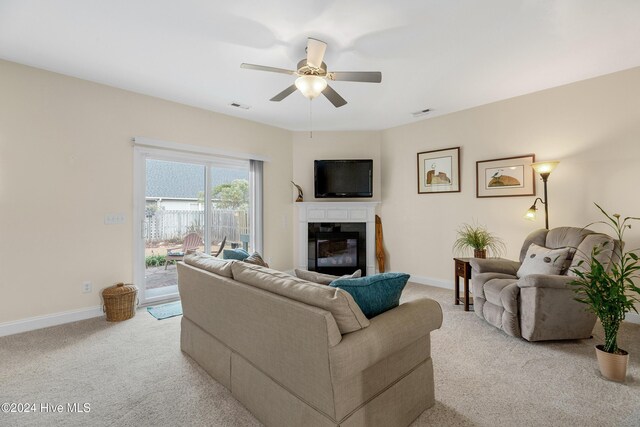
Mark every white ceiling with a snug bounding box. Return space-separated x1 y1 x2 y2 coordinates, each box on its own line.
2 0 640 131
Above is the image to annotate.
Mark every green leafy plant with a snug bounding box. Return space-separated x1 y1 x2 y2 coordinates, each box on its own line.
570 203 640 354
452 223 506 257
145 254 167 268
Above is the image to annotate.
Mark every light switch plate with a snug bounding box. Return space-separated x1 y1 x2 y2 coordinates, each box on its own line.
104 213 126 225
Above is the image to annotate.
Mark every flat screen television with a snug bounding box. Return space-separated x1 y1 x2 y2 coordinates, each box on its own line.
314 159 373 198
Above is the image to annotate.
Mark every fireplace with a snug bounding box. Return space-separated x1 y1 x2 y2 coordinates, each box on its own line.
308 223 366 276
296 202 379 277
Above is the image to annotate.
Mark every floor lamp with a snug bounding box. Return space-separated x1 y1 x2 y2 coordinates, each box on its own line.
524 161 559 229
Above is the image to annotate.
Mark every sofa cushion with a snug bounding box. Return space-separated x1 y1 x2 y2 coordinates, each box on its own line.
483 278 519 310
223 248 251 260
231 262 370 334
568 233 616 277
330 273 410 319
183 251 235 278
294 269 362 285
517 244 571 278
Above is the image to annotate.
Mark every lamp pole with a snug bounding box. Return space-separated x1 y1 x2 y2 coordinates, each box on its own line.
540 172 550 229
527 160 560 230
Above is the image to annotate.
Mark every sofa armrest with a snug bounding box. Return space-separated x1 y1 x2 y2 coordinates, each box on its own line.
469 258 521 275
328 298 442 378
518 274 573 289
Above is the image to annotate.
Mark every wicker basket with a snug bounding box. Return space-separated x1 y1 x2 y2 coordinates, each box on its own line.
102 283 138 322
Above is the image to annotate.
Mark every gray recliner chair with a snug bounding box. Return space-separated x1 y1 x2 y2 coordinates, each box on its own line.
470 227 616 341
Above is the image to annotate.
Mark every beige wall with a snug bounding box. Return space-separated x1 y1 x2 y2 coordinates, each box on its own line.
0 60 292 324
380 68 640 290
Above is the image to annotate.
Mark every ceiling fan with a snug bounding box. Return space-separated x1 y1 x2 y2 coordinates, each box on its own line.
240 37 382 108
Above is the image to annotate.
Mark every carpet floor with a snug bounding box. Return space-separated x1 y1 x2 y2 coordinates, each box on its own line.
1 283 639 427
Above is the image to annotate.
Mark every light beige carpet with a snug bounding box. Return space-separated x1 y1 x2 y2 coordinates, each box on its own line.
1 283 639 427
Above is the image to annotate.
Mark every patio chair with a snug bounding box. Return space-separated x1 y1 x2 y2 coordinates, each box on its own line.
165 233 203 269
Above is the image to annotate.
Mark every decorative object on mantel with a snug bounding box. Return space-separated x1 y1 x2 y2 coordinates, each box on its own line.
569 203 640 382
476 154 535 198
291 181 304 202
453 223 505 259
375 215 385 273
524 160 559 229
417 147 460 194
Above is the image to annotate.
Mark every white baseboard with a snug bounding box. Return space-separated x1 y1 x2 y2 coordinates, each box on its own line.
409 275 454 290
0 306 103 338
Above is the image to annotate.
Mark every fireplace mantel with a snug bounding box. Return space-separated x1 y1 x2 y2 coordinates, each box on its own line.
296 202 380 276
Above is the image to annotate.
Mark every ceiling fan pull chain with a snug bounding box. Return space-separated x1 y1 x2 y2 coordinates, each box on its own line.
309 99 313 139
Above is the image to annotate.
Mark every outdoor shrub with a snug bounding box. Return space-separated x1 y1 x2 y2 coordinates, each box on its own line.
146 254 167 268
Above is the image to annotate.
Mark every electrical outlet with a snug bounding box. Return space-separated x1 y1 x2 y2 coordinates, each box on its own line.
82 281 92 293
104 213 126 225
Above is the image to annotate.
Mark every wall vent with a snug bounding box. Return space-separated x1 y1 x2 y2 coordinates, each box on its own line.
411 108 431 118
230 102 251 110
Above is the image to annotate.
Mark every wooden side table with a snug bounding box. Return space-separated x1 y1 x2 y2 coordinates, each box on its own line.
453 258 473 311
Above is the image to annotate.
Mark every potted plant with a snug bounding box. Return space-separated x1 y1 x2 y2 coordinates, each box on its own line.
570 203 640 382
453 223 505 259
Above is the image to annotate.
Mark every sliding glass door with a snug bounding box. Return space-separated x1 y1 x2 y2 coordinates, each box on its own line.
143 159 206 300
134 148 254 305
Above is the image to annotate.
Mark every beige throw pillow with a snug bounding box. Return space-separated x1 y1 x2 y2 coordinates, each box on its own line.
294 268 362 285
243 252 269 268
517 244 571 278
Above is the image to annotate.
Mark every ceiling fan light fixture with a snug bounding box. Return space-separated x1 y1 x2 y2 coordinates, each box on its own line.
295 75 327 99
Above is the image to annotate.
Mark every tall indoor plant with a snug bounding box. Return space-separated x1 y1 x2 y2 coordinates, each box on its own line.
452 223 505 258
570 203 640 382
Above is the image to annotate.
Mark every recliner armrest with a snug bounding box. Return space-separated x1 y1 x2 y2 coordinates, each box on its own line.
469 258 521 275
328 298 442 379
518 274 573 289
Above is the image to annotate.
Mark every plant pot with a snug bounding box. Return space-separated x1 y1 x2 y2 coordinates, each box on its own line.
595 345 628 382
474 249 487 259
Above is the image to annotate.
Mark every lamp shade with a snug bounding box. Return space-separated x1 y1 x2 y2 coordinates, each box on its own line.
295 75 327 99
524 206 537 221
531 161 560 175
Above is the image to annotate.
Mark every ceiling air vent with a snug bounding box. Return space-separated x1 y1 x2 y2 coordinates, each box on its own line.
230 102 251 110
411 108 431 118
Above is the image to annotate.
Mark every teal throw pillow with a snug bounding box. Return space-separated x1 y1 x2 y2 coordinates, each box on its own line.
329 272 410 318
222 248 250 261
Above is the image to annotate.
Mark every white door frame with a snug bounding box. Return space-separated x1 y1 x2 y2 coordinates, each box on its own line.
133 146 249 306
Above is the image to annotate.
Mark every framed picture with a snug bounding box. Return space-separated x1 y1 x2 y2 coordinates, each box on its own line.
417 147 460 194
476 154 536 198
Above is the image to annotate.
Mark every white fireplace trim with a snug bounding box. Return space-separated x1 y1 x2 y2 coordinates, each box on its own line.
296 202 380 276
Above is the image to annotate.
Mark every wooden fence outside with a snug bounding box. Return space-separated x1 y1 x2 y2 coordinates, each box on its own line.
145 209 249 243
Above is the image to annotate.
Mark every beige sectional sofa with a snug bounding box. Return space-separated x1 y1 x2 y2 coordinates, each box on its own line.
177 252 443 427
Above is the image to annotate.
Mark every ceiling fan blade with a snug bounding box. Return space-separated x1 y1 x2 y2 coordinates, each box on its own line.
328 71 382 83
306 38 327 69
270 85 298 102
322 85 347 108
240 63 296 75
